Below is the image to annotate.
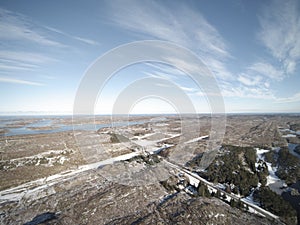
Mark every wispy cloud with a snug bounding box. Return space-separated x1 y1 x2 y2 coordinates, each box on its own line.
0 77 44 86
105 0 299 104
220 83 273 100
179 86 197 93
204 57 233 80
0 50 54 64
73 36 100 46
237 73 262 86
106 0 233 80
0 8 65 47
45 25 100 46
0 50 55 73
275 92 300 103
258 0 300 75
247 62 284 81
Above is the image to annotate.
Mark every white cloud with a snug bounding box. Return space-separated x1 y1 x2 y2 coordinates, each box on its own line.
0 8 65 47
179 86 197 93
248 62 284 81
143 71 176 81
106 0 233 80
73 36 100 46
0 50 55 73
0 77 44 86
275 92 300 103
0 63 36 71
237 74 262 86
204 57 233 80
155 83 171 88
221 84 273 100
0 50 54 64
45 25 100 46
258 0 300 75
145 63 187 79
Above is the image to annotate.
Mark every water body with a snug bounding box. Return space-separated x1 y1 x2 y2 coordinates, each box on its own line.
281 181 300 224
0 116 148 136
288 143 300 160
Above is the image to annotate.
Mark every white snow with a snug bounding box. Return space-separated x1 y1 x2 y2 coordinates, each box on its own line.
214 213 225 218
153 123 169 127
59 156 67 164
133 139 156 148
215 183 226 190
265 162 280 186
240 198 279 219
186 174 200 187
0 151 140 204
185 135 209 144
256 148 269 161
9 149 72 162
242 191 259 207
282 134 296 138
255 148 282 187
223 194 232 202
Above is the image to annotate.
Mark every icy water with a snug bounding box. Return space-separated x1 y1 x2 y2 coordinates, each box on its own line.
282 181 300 224
288 143 300 160
0 116 148 136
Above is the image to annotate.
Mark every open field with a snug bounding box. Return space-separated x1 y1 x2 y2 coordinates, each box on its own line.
0 114 299 224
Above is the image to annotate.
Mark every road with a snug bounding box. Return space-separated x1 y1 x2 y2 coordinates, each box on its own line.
163 159 285 224
0 134 285 224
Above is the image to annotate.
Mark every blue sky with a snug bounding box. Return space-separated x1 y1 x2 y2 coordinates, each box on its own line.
0 0 299 114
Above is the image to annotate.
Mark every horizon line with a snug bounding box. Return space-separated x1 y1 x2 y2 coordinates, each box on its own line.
0 112 299 116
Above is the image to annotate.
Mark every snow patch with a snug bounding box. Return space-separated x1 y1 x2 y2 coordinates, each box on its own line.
185 135 209 144
282 134 296 138
265 162 280 186
256 148 269 161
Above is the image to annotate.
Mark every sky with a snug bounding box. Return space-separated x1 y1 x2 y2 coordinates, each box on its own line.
0 0 299 115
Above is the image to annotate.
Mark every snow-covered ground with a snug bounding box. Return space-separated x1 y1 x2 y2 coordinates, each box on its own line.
255 148 286 194
0 131 181 205
215 183 226 190
265 162 280 186
288 143 300 159
255 148 280 186
282 134 297 138
131 132 179 153
279 128 300 135
184 135 209 144
242 189 260 207
0 151 140 204
256 148 270 161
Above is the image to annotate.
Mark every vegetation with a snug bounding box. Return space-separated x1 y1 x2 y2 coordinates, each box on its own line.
294 145 300 155
290 123 300 131
276 148 300 184
256 160 268 186
263 147 300 184
185 153 203 168
263 150 277 166
125 154 160 165
189 145 299 224
109 133 130 143
196 145 267 196
253 187 297 225
160 176 180 192
197 181 210 197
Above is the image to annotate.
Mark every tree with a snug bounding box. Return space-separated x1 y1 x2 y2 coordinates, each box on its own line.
197 182 210 197
215 190 221 198
230 199 237 208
